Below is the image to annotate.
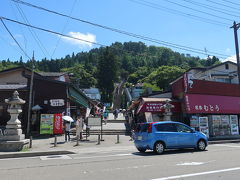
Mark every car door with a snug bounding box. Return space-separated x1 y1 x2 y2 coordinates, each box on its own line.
154 123 178 148
174 123 196 148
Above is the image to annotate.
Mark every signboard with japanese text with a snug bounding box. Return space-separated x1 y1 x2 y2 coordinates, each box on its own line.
184 94 240 114
53 113 63 134
40 114 54 134
50 99 65 107
137 101 181 113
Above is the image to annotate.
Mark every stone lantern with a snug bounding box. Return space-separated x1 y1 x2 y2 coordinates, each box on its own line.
160 100 175 121
0 91 29 151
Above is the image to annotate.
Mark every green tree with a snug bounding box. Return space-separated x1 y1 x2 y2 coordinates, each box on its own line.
97 47 119 102
144 66 185 90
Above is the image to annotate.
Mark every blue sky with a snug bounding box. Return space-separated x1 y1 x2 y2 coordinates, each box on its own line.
0 0 239 62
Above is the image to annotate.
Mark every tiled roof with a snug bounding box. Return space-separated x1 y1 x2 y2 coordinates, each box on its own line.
0 84 27 90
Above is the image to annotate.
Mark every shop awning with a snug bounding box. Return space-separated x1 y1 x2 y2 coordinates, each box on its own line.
69 87 89 108
184 94 240 114
136 98 181 114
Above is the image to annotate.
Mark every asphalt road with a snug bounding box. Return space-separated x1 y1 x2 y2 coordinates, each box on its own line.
1 143 240 180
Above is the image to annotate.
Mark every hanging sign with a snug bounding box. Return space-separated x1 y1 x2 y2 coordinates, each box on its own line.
50 99 65 107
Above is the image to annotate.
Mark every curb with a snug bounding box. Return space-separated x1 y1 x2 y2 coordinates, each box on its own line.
209 139 240 144
0 150 75 159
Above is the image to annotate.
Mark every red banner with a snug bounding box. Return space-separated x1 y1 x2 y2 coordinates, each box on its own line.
53 113 63 134
184 94 240 114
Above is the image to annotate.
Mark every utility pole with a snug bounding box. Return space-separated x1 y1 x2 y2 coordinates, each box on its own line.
26 52 35 137
231 21 240 84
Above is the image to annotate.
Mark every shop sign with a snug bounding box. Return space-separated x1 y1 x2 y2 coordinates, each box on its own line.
183 72 194 93
184 94 240 114
50 99 65 107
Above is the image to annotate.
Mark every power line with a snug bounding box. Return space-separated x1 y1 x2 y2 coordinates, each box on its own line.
10 0 231 58
182 0 240 18
129 0 229 27
221 0 240 6
0 16 234 60
51 0 78 58
162 0 233 22
0 18 31 59
206 0 240 11
14 2 50 58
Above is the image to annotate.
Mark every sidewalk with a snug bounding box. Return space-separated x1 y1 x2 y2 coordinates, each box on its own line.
0 134 134 159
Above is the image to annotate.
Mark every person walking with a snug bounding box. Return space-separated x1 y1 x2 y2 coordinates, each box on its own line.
76 116 84 140
113 109 119 120
103 110 109 124
64 121 71 142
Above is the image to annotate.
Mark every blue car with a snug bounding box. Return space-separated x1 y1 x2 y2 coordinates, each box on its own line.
134 121 208 154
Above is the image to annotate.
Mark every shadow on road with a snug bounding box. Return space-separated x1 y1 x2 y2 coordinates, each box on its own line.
132 149 208 156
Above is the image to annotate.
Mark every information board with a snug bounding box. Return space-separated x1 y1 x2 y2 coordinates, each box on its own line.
88 117 102 126
40 114 54 134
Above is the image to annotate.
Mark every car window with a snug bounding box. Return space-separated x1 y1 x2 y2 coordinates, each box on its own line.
140 124 149 132
155 123 177 132
135 124 149 132
175 124 192 133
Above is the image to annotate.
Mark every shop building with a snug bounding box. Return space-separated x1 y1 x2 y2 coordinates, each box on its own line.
0 66 91 136
129 61 240 139
171 61 240 138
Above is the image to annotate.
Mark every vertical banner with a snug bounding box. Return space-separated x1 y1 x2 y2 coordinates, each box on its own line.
183 72 188 93
54 113 63 134
230 115 239 135
40 114 54 134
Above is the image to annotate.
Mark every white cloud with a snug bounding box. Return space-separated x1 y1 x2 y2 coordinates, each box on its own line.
224 54 239 63
60 32 96 48
225 48 231 54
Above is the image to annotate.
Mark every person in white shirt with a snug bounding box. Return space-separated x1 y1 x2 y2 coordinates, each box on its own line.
76 116 84 140
64 121 71 142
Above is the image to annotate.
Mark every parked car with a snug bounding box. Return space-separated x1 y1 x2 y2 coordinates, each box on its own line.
134 121 208 154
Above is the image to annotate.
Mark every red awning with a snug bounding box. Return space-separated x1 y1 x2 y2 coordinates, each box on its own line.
184 94 240 114
136 98 181 114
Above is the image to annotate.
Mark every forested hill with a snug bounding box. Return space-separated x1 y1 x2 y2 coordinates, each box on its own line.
1 41 220 101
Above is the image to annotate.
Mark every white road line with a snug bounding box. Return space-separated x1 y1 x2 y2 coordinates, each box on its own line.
73 153 132 159
150 167 240 180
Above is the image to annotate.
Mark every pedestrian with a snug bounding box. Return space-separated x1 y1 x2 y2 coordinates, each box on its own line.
85 118 90 137
113 109 119 120
64 121 71 142
103 110 109 124
76 116 84 140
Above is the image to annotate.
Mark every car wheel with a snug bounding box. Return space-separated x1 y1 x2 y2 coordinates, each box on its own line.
137 147 146 152
154 142 165 154
197 140 206 151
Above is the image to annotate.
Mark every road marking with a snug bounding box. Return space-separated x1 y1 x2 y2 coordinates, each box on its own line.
150 167 240 180
73 153 132 159
40 155 72 160
176 160 216 166
176 162 205 166
212 144 240 148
